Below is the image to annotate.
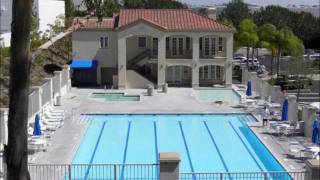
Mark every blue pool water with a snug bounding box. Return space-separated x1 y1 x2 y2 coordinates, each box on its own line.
72 114 286 178
195 89 241 103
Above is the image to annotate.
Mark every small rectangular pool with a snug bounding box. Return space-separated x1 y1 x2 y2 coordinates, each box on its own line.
195 89 241 103
90 92 140 102
72 114 286 179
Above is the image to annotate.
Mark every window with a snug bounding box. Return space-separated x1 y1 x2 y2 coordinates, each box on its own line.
104 37 109 47
210 38 216 56
99 36 109 48
183 66 189 77
152 38 158 56
172 38 177 56
200 66 209 80
186 37 191 50
199 37 203 52
199 67 204 79
178 38 183 55
218 37 223 51
210 66 216 79
138 37 146 48
166 37 170 50
204 38 210 56
203 66 209 79
216 66 221 79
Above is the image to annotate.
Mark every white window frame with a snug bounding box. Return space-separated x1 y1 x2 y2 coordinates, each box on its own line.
202 36 216 57
99 36 109 48
138 36 147 48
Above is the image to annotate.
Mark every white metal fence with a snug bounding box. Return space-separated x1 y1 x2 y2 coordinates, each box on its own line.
179 171 307 180
28 164 159 180
27 164 308 180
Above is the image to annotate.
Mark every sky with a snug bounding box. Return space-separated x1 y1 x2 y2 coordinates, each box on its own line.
180 0 320 6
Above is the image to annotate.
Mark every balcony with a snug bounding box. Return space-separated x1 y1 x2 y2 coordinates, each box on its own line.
200 51 226 59
166 49 192 59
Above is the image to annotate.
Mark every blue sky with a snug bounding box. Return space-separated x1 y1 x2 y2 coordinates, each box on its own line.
180 0 320 6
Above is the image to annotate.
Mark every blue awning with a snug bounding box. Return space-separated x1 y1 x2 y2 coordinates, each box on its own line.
71 60 98 69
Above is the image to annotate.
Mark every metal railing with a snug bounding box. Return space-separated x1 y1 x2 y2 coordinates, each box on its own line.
28 164 159 180
27 164 308 180
179 171 307 180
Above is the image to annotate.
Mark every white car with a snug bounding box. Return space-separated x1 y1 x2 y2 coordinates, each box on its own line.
233 56 246 66
241 58 260 67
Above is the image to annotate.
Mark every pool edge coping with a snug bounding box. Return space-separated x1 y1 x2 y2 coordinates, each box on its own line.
247 114 304 173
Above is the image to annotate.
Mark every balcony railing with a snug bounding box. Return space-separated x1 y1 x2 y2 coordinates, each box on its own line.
166 49 192 59
200 51 226 59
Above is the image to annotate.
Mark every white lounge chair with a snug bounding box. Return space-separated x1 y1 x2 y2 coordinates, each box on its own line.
28 138 48 152
288 141 303 158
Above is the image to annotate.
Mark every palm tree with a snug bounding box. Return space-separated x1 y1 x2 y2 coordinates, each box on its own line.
5 0 32 179
237 19 259 69
273 27 304 76
258 23 278 75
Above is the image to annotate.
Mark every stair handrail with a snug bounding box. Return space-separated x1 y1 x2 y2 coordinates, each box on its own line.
128 49 151 68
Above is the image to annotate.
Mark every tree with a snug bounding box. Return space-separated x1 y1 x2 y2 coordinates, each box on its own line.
4 0 33 179
236 19 259 68
273 27 304 75
219 0 250 28
123 0 144 8
252 5 320 49
258 23 278 75
65 0 75 18
82 0 120 17
101 0 121 17
144 0 187 9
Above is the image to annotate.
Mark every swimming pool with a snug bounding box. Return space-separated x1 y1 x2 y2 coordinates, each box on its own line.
72 114 286 179
90 92 140 102
195 89 241 103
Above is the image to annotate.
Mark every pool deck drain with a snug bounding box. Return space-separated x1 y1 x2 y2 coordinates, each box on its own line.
31 87 307 173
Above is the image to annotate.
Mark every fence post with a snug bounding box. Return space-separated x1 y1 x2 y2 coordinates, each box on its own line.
263 172 268 180
68 164 72 180
159 152 180 180
288 95 298 124
114 164 117 180
305 159 320 180
220 172 223 180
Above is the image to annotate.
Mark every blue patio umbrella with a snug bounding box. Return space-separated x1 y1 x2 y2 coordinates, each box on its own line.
312 118 319 144
281 98 289 121
33 114 42 136
246 81 252 97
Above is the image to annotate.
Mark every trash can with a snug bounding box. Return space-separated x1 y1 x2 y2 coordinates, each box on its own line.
56 96 62 106
147 84 154 96
162 83 168 93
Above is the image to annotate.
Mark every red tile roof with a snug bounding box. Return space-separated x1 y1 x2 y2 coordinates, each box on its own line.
72 17 115 30
118 9 233 31
72 9 234 32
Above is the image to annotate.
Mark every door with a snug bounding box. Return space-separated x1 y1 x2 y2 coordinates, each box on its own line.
72 69 97 86
202 37 216 58
171 37 184 56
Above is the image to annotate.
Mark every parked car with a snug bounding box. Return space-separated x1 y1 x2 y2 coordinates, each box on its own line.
274 74 310 90
232 55 246 66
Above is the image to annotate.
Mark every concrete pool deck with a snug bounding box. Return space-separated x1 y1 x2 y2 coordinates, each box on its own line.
29 87 309 174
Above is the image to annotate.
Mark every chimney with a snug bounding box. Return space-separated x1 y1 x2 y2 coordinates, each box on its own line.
207 7 217 20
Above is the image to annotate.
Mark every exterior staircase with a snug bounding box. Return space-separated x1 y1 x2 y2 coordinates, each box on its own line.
127 50 151 69
126 49 157 87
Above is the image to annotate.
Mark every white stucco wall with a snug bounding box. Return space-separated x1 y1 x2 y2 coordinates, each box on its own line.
126 36 152 61
72 30 118 68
